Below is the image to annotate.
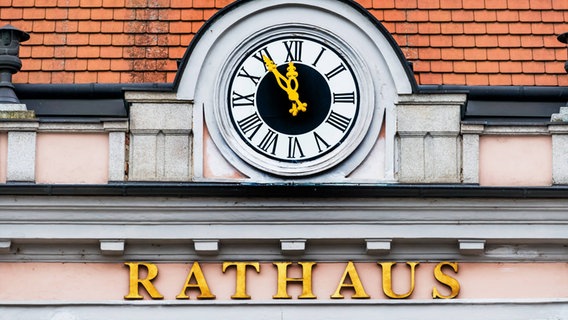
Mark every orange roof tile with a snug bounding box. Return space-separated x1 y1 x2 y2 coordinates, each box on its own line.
0 0 566 86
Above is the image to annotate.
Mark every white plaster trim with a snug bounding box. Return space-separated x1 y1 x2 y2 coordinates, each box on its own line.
1 299 568 320
0 121 39 131
463 124 551 135
2 197 568 262
124 92 181 103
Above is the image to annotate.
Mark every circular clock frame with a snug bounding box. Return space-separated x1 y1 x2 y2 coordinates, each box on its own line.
211 25 375 177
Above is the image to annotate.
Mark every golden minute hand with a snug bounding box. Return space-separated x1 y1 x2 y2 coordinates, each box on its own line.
263 56 308 116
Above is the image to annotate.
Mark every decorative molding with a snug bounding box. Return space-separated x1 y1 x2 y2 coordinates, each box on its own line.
2 299 568 320
0 196 568 261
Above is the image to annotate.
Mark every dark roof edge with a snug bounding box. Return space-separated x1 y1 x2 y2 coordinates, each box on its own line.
13 83 568 102
1 183 568 199
14 83 174 99
419 85 568 102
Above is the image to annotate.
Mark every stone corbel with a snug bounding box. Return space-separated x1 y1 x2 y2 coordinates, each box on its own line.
100 240 125 256
549 106 568 184
281 239 306 255
365 239 392 255
194 240 220 256
458 239 486 255
0 239 11 253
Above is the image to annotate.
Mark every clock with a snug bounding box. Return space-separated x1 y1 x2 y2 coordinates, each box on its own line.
213 27 374 177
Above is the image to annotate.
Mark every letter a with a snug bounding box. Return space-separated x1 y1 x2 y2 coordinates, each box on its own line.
176 262 216 300
331 261 370 299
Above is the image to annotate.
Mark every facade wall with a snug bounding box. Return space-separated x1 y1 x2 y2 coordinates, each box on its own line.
0 0 567 319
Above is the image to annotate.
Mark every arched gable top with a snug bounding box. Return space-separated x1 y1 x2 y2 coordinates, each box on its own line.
173 0 418 99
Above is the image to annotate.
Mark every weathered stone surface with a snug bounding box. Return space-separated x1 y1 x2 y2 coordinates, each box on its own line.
551 128 568 184
127 92 193 181
7 131 36 182
396 94 466 183
108 132 126 182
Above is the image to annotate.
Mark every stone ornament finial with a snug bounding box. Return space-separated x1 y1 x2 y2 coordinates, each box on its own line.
0 24 30 104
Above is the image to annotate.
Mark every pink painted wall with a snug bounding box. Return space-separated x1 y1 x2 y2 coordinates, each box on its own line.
203 123 247 180
1 262 568 301
479 136 552 186
35 133 109 184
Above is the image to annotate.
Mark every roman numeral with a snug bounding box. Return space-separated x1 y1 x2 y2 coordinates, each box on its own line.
232 92 255 107
333 92 355 104
325 111 351 133
283 40 303 62
258 129 279 155
325 63 346 80
237 67 261 85
287 137 305 159
312 47 326 67
252 47 273 71
237 112 263 139
313 132 330 153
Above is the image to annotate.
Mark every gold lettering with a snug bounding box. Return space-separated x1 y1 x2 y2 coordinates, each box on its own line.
379 262 419 299
124 262 164 300
330 261 370 299
432 261 460 299
222 262 260 299
273 262 317 299
176 262 216 300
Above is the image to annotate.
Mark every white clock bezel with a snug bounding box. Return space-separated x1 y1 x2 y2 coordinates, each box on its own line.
211 25 375 177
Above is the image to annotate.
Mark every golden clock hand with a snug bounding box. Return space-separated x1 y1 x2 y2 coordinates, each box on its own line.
262 56 308 116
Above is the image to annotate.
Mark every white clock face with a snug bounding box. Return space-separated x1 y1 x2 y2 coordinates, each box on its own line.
227 36 360 171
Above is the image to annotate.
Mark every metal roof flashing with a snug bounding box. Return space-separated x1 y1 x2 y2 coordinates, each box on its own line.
8 83 568 124
419 85 568 124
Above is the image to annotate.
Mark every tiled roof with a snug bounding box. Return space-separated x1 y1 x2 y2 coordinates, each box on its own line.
0 0 567 86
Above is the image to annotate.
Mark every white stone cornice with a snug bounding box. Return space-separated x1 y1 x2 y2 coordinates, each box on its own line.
0 196 568 262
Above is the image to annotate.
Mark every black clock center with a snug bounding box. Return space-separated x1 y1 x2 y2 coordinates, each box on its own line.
256 63 331 135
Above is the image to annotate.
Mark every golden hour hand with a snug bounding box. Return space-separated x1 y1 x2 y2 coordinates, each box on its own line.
263 56 308 117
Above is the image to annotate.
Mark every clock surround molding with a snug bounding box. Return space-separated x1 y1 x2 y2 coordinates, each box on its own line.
175 0 423 183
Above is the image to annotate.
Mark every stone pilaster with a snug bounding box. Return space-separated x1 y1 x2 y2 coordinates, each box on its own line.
126 92 192 181
550 106 568 184
396 94 466 183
